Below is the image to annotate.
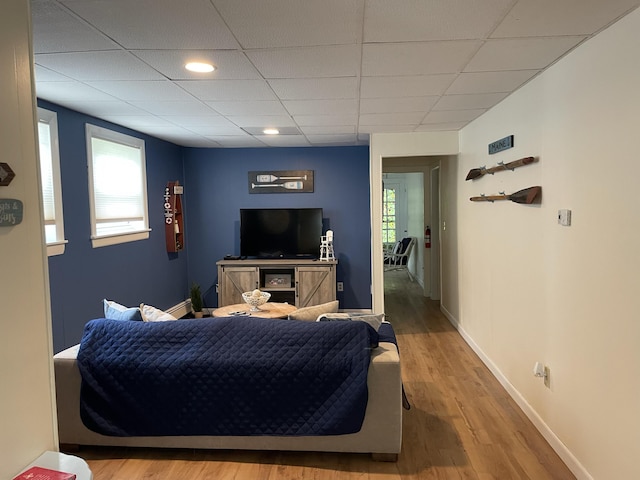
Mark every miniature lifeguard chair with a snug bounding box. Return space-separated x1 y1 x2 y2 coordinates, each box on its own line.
319 230 335 261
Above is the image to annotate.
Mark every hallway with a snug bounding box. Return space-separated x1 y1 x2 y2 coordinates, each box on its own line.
384 269 574 478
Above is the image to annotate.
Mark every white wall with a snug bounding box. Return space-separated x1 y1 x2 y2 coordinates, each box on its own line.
0 1 58 477
444 8 640 479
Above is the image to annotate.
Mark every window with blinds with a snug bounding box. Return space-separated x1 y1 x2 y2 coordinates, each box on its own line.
86 124 149 248
37 108 66 256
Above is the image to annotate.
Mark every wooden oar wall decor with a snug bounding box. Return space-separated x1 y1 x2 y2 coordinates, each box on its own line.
466 156 537 181
470 186 542 205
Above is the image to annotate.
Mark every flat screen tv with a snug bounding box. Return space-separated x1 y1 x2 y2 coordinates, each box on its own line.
240 208 323 259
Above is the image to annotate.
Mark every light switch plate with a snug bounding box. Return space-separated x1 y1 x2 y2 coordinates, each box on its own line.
558 209 571 226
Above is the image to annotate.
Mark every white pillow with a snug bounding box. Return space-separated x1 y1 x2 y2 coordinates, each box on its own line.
140 304 177 322
317 312 385 332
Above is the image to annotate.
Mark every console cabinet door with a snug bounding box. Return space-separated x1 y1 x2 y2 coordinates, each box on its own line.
218 266 259 306
296 265 336 307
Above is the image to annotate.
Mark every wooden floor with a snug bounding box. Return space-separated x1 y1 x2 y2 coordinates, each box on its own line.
69 271 575 479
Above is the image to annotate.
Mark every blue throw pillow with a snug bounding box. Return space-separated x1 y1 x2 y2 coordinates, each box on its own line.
103 299 143 321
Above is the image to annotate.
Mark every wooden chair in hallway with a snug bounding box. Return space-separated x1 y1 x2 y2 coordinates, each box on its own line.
384 237 415 275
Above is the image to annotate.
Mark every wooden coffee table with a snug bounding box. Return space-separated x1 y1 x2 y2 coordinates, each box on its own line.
212 302 297 319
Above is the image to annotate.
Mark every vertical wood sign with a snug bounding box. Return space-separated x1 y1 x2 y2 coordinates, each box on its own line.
164 181 184 252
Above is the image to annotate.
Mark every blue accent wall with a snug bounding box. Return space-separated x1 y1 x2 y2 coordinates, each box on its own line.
182 146 372 310
38 99 372 351
39 101 188 352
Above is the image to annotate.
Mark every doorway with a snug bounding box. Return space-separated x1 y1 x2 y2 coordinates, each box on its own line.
382 170 426 292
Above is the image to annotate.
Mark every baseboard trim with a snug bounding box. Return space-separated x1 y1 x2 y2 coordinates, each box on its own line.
166 300 190 319
439 304 592 480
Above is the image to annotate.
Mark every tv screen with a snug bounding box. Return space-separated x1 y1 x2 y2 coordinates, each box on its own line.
240 208 323 259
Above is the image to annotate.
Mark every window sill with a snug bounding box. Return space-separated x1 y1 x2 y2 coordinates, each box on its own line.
91 229 150 248
46 240 68 257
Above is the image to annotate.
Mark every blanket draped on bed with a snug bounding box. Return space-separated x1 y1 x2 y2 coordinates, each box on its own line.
77 317 379 437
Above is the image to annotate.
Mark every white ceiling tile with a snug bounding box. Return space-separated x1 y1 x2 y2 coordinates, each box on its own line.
58 101 147 116
130 101 219 117
34 65 72 82
180 138 222 148
132 126 205 144
361 75 456 98
31 0 118 54
299 125 356 135
422 109 486 124
359 97 438 114
187 125 247 136
433 93 509 111
359 112 425 126
464 37 586 72
293 114 357 127
255 135 310 147
226 115 296 128
492 0 640 37
362 41 481 76
213 0 363 48
86 80 196 101
160 116 236 127
204 136 266 147
364 0 516 42
131 50 261 80
445 70 539 94
268 78 358 100
177 80 277 101
246 45 360 78
415 122 469 131
307 134 358 145
33 0 640 146
359 125 417 134
283 99 358 116
181 136 222 148
206 101 289 116
242 127 300 136
36 81 117 102
100 115 175 128
35 51 164 81
60 0 240 49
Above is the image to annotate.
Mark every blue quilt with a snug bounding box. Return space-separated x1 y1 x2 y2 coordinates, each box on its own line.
77 317 379 437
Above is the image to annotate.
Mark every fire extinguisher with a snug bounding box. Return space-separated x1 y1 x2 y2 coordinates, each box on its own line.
425 226 431 248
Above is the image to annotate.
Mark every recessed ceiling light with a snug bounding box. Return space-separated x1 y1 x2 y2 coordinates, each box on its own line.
263 128 280 135
185 62 215 73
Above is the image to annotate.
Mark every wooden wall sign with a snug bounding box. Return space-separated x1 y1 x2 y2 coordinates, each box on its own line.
248 170 314 193
0 163 16 186
0 199 23 226
164 181 184 252
488 135 514 155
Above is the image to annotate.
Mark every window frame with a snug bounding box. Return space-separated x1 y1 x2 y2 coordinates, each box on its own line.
37 107 67 256
85 123 150 248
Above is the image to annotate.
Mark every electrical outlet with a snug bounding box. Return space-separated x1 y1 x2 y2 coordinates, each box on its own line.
337 282 344 292
544 366 551 388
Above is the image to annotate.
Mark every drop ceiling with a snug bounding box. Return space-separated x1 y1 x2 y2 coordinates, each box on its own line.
31 0 640 148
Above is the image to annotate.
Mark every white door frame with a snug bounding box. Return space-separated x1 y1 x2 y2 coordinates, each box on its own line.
369 132 458 313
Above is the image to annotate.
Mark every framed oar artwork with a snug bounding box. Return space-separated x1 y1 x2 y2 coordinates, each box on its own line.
248 170 314 193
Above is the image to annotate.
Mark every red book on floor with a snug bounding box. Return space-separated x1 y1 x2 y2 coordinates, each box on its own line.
13 466 76 480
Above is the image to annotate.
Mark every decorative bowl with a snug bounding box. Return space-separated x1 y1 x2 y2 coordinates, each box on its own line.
242 290 271 311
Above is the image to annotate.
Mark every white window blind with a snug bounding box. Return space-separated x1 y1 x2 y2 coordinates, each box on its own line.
37 107 66 255
86 124 149 247
38 122 55 224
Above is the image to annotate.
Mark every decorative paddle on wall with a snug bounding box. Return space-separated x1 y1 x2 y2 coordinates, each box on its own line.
465 156 537 181
470 186 542 204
